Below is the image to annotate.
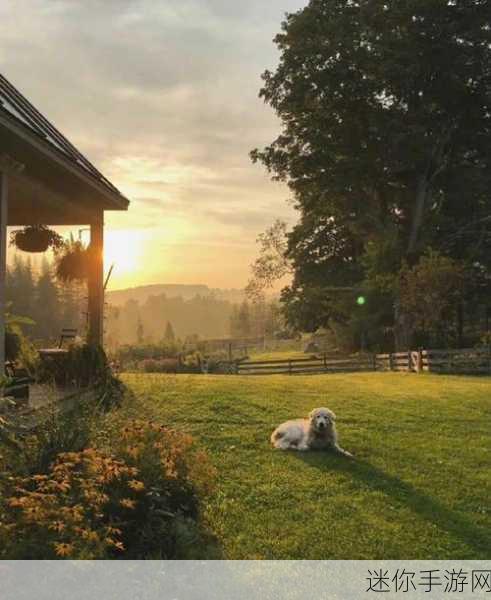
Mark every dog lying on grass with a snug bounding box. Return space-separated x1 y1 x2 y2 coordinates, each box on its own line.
270 407 353 457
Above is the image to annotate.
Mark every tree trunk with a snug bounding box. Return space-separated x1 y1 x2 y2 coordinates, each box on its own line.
457 302 464 347
407 175 430 256
393 297 413 352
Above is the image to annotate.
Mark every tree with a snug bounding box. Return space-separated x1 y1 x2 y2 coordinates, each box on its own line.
136 317 144 344
398 252 466 347
252 0 490 348
164 321 176 343
34 258 60 342
6 255 36 320
246 220 292 300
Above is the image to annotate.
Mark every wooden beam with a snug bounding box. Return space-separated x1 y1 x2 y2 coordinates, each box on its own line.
0 171 7 371
87 211 104 347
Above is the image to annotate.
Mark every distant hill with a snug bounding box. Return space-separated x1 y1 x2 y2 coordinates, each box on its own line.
107 284 246 306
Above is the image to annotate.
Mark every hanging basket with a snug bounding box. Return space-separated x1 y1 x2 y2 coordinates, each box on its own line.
54 241 94 283
10 225 64 253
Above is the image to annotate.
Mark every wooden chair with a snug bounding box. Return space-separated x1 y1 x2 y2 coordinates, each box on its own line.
38 328 78 360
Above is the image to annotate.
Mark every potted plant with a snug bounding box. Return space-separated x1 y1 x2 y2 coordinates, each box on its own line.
10 225 64 253
54 239 94 283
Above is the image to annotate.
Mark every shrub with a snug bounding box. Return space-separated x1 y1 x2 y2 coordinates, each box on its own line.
0 420 216 559
37 344 124 411
114 342 181 370
139 358 179 373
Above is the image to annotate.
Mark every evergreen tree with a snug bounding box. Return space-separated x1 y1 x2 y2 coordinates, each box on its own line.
34 258 60 342
136 317 144 344
164 321 176 343
6 255 36 320
237 301 252 338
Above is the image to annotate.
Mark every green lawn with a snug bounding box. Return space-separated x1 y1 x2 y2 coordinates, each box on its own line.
118 372 491 559
248 350 310 361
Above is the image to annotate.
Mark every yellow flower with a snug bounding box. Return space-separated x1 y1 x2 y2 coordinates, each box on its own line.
54 542 74 557
49 521 66 533
119 498 136 509
128 479 145 492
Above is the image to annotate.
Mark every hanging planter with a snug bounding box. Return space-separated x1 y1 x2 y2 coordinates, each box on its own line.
54 240 94 283
10 225 64 253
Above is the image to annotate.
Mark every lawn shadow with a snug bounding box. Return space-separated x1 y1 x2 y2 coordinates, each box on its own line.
294 452 490 556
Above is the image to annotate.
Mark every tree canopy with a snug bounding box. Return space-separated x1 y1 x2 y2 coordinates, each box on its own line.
251 0 490 348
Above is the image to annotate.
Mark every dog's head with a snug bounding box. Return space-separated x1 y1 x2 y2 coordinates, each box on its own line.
309 407 336 432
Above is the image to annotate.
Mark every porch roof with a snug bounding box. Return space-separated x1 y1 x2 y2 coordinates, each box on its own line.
0 73 129 225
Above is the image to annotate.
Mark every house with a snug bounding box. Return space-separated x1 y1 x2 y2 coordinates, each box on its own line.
0 73 129 371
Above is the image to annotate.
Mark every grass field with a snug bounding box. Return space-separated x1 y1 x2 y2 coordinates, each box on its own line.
118 372 491 559
247 350 310 361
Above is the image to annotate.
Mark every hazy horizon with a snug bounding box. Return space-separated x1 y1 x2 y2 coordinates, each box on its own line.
0 0 306 290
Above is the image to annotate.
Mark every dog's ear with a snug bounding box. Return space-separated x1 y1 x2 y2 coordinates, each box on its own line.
327 409 336 421
309 408 317 420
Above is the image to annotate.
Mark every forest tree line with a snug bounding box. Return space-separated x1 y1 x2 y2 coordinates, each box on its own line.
6 255 285 349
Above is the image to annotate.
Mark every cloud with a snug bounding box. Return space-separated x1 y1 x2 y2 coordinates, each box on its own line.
0 0 304 287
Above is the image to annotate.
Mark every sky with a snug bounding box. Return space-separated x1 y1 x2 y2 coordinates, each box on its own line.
0 0 306 290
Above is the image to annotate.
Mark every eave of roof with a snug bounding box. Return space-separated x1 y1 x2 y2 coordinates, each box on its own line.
0 73 129 211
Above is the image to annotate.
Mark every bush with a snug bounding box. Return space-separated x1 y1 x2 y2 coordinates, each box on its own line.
114 343 181 370
37 344 124 411
138 354 204 374
0 420 216 559
139 358 179 373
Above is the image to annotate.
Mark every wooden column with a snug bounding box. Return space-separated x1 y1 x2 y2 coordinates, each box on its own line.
88 211 104 347
0 172 7 372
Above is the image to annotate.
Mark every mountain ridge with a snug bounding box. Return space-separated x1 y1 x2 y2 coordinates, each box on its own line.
107 283 246 306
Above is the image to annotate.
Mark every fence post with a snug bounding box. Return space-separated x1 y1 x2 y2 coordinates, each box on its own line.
323 352 327 372
389 353 393 371
407 351 411 372
228 342 232 362
372 353 377 371
416 349 423 373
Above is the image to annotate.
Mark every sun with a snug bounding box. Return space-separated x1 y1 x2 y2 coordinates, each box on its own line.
103 229 145 277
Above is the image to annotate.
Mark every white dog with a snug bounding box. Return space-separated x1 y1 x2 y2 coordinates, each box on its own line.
270 407 353 457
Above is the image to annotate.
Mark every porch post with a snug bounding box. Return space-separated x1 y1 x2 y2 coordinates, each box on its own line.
0 172 7 372
88 210 104 347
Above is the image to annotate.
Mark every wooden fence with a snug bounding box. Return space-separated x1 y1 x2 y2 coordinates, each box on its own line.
231 347 491 376
235 353 375 376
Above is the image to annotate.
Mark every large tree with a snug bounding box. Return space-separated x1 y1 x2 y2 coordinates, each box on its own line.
252 0 490 348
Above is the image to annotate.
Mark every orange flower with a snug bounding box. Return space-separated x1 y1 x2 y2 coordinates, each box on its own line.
128 479 145 492
49 521 66 533
54 542 74 557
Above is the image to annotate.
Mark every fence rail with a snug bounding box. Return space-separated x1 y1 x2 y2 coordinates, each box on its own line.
230 347 491 376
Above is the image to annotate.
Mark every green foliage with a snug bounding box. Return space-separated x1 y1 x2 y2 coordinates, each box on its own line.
37 344 124 411
251 0 490 349
4 307 38 368
53 238 92 283
114 342 181 370
9 226 64 253
0 415 217 559
398 252 467 347
6 255 83 347
139 358 180 373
